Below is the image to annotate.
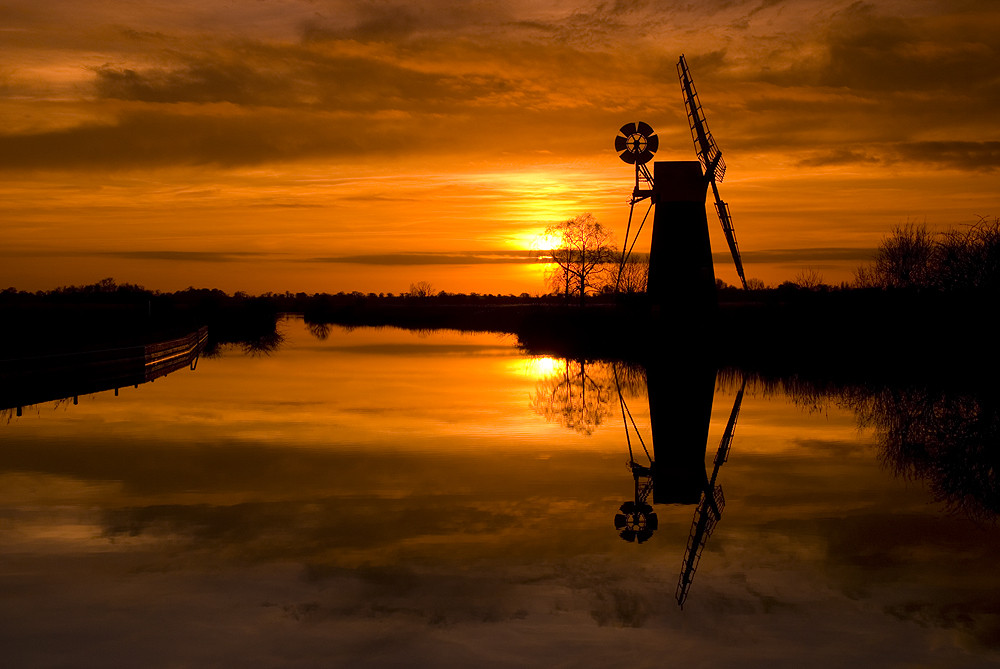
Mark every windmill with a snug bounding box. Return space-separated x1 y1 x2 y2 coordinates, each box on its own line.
613 55 748 301
677 54 748 290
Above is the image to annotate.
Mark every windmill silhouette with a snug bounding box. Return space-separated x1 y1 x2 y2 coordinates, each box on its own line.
614 55 748 303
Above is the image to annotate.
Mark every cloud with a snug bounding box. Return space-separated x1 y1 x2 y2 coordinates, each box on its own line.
720 247 876 264
307 251 537 266
92 62 293 106
0 107 436 169
96 250 273 262
2 1 993 174
796 148 881 167
895 141 1000 171
90 44 518 111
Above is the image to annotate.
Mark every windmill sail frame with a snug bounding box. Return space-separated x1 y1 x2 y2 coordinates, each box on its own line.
677 54 748 290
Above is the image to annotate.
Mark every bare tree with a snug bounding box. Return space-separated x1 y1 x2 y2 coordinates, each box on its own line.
855 218 1000 291
407 281 434 298
855 223 935 289
543 213 616 305
794 268 826 291
617 254 649 294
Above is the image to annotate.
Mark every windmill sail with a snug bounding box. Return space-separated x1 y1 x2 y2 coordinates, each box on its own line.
677 55 748 290
715 197 747 289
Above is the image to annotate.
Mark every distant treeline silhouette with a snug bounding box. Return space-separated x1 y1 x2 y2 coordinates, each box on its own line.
855 216 1000 292
1 279 282 356
3 216 997 361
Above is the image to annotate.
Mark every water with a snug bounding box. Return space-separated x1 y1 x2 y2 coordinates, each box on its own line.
2 317 998 668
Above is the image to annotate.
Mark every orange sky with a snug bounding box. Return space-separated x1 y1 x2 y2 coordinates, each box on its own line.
2 0 998 294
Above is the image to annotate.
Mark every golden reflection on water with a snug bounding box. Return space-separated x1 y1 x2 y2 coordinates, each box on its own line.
1 318 999 667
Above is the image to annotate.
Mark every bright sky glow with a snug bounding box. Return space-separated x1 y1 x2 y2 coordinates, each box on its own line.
2 0 998 293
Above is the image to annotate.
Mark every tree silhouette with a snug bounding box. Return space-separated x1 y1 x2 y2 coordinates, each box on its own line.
854 217 1000 291
616 254 649 294
408 281 434 298
543 213 616 305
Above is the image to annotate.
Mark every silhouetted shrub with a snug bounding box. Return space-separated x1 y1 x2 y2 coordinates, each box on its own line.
856 217 1000 292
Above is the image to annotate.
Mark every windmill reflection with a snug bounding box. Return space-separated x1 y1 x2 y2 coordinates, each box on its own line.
613 361 746 608
530 356 747 606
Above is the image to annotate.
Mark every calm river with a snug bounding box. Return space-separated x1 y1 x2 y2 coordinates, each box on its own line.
2 317 998 667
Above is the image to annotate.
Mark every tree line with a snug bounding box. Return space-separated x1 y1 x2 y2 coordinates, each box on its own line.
540 212 1000 298
855 217 1000 292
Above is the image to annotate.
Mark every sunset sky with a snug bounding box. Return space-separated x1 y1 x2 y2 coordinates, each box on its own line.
2 0 998 294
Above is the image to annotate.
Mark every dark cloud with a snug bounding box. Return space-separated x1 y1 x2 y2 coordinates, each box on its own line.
0 431 623 566
93 62 292 105
97 251 272 262
0 107 444 169
307 251 536 266
722 2 1000 93
792 141 1000 171
895 141 1000 171
0 248 549 266
722 247 876 264
300 5 424 42
2 0 998 178
795 148 881 167
91 48 515 110
817 3 1000 92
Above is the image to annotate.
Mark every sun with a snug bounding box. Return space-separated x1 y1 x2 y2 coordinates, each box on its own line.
506 228 564 253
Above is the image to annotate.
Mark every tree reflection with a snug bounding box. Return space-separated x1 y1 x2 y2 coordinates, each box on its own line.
307 322 332 340
755 373 1000 523
530 359 616 435
840 386 1000 522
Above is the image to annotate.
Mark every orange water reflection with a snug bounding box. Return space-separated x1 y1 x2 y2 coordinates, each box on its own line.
1 318 998 667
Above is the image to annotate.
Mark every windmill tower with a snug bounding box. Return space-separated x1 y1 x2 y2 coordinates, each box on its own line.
614 55 748 305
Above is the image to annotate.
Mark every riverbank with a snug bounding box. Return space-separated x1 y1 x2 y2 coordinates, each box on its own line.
300 289 997 383
3 282 995 385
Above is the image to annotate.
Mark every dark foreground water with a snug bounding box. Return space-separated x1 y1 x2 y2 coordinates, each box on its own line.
2 318 998 668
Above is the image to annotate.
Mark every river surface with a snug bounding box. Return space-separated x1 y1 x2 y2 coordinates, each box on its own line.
2 317 999 668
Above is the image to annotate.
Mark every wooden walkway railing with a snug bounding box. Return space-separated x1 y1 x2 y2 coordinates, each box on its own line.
0 326 208 412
